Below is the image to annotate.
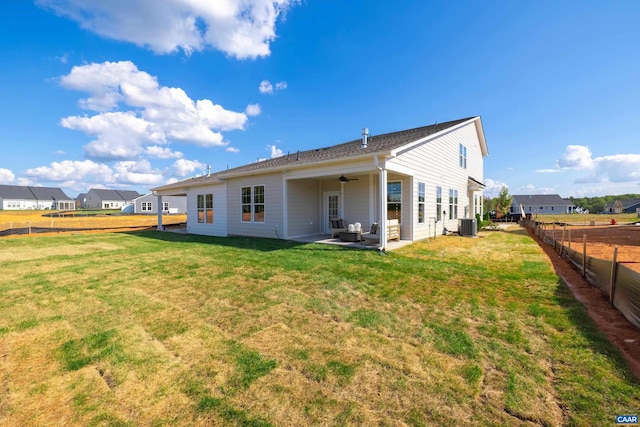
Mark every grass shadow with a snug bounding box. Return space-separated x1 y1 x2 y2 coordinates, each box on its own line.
122 229 360 253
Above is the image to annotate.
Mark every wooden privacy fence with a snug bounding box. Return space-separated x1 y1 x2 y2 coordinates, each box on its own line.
522 219 640 329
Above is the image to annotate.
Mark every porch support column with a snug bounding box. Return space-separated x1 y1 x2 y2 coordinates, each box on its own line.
368 174 376 226
156 194 163 231
379 168 388 250
282 173 288 239
340 181 345 220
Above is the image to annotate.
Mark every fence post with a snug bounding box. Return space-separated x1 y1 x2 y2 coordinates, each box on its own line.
582 234 587 278
609 247 619 305
568 228 571 250
552 223 556 250
560 224 566 255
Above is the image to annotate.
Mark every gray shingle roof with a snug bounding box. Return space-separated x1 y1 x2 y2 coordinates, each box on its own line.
0 185 34 199
153 117 477 191
512 194 574 206
0 185 72 201
29 186 73 201
89 189 141 201
604 199 640 209
220 117 475 176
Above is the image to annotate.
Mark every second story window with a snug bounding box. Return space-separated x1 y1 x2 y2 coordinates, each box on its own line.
459 144 467 169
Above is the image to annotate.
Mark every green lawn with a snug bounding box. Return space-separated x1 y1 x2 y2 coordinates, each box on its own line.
0 228 638 426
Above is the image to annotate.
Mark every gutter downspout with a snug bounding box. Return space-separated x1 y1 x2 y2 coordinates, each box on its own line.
374 156 387 251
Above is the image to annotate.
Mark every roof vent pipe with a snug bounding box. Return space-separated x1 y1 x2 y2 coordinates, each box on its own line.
361 127 369 149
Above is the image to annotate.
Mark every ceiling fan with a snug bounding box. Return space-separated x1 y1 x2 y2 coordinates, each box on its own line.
339 175 359 182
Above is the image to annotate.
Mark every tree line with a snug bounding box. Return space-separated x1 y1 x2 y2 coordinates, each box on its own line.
483 189 640 215
567 194 640 214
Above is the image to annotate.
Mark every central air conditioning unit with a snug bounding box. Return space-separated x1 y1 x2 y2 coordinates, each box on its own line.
458 218 477 237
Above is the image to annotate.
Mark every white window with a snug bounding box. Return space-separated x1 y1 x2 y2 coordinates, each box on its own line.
205 194 213 223
387 181 402 223
162 202 169 211
418 182 425 224
196 194 213 224
142 202 152 211
436 186 442 222
449 189 458 220
197 195 205 223
459 144 467 169
242 186 265 223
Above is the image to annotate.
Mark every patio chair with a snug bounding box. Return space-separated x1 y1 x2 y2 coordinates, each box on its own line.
362 220 400 245
330 218 347 238
362 222 380 245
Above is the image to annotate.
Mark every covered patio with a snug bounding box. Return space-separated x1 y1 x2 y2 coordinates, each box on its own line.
283 161 411 251
290 233 414 251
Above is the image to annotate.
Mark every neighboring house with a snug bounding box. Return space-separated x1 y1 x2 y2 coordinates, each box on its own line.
75 193 87 209
0 185 75 210
603 199 640 214
132 193 187 214
510 194 575 218
152 117 488 249
84 189 141 209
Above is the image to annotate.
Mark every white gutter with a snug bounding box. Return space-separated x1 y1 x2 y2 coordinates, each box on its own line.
374 156 387 251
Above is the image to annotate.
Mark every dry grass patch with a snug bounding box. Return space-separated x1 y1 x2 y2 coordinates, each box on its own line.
1 229 639 426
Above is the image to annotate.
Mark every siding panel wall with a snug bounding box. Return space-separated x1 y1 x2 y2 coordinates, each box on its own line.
287 179 320 237
389 122 485 240
187 184 227 237
226 173 283 238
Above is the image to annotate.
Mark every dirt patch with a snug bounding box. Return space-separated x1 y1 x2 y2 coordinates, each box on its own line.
545 224 640 272
527 226 640 380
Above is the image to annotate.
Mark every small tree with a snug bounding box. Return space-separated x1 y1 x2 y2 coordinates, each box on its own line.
495 186 512 219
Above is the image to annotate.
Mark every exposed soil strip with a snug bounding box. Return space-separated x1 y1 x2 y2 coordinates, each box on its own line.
526 227 640 381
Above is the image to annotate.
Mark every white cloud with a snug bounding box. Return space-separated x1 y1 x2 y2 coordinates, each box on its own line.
0 168 16 183
555 144 640 185
113 160 164 185
516 184 557 195
482 178 509 197
172 159 207 177
267 144 283 158
145 146 183 159
259 80 273 94
61 111 162 160
245 103 261 116
535 169 561 173
23 159 165 189
259 79 287 94
595 153 640 183
37 0 299 59
25 160 114 182
59 61 248 159
226 147 240 153
557 145 595 170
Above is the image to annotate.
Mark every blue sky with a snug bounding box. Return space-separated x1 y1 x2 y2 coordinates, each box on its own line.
1 1 639 199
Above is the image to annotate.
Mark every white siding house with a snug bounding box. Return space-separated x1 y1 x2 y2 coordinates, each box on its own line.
152 117 489 249
133 193 187 214
84 189 141 209
510 194 575 218
0 185 75 210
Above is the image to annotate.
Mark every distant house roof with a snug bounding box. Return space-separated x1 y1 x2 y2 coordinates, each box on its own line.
154 117 485 192
89 189 141 201
0 185 73 201
512 194 574 206
76 192 86 201
604 199 640 209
